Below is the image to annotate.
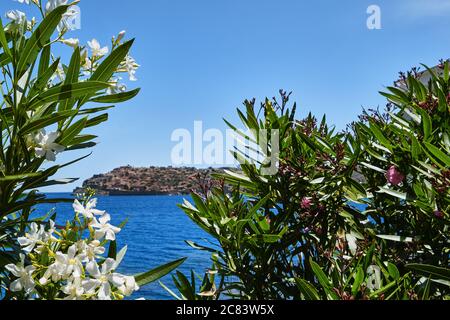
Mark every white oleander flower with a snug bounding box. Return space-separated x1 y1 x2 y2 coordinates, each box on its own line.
61 38 79 48
39 261 64 284
62 277 85 300
5 254 36 294
81 51 94 74
77 240 106 262
124 55 139 81
84 259 123 300
15 0 31 4
18 223 45 252
49 63 66 83
45 0 67 12
73 198 105 219
88 39 109 58
33 130 65 161
90 214 121 241
6 10 27 25
117 275 139 296
55 245 84 278
46 1 80 32
40 245 83 284
107 77 127 95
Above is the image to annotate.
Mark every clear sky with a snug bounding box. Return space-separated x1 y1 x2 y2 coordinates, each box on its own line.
1 0 449 192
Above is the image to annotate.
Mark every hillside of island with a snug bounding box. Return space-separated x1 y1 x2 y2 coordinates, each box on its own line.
73 166 226 196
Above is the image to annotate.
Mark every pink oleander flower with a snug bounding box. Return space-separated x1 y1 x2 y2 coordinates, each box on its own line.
434 211 444 219
301 197 312 209
386 166 405 186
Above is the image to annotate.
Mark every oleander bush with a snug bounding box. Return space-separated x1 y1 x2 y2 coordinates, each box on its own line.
0 0 184 300
178 64 449 300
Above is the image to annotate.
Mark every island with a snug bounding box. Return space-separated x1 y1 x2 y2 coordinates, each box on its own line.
73 166 225 196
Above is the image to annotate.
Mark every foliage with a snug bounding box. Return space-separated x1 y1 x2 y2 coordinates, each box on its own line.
177 63 450 300
0 0 184 300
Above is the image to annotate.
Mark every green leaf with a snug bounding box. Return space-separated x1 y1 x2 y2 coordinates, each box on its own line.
91 88 141 103
59 47 81 111
21 110 76 134
85 113 108 128
30 58 60 95
406 264 450 281
0 52 11 67
0 172 41 182
309 258 338 299
377 187 407 200
134 257 187 287
360 162 386 174
295 278 320 300
38 44 51 78
59 117 87 146
65 141 96 151
28 81 110 110
376 235 414 243
107 240 117 259
416 108 432 141
91 39 135 82
78 105 114 115
352 266 364 296
34 178 79 188
423 142 450 167
387 263 400 280
16 5 69 77
185 240 218 253
410 134 421 160
0 18 11 57
369 120 393 152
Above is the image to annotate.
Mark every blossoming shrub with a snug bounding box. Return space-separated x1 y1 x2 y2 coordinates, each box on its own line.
0 1 184 300
178 65 449 300
352 62 449 299
4 191 138 300
179 91 369 299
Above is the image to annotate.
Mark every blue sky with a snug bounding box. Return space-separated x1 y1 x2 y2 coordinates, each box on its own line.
1 0 450 191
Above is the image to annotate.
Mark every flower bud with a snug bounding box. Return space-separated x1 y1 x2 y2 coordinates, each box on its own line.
434 211 444 219
117 30 126 43
386 165 405 186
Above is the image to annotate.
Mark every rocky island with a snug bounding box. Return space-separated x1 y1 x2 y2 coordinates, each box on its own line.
73 166 225 196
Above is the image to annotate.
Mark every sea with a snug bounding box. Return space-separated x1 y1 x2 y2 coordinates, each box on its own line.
36 193 214 300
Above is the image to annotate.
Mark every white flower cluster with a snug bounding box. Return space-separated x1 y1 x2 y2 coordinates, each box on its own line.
5 198 139 300
81 34 140 93
27 129 65 162
7 0 140 92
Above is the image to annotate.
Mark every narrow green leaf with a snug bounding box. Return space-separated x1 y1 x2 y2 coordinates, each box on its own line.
38 44 51 78
0 18 11 57
59 117 87 146
376 234 414 243
21 110 76 134
59 46 81 111
85 113 108 128
295 278 320 300
16 5 69 77
423 142 450 167
406 264 450 281
134 257 187 287
28 81 110 110
91 88 141 103
377 187 407 200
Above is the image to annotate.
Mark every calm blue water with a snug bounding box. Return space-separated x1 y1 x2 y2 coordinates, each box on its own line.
35 193 214 300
